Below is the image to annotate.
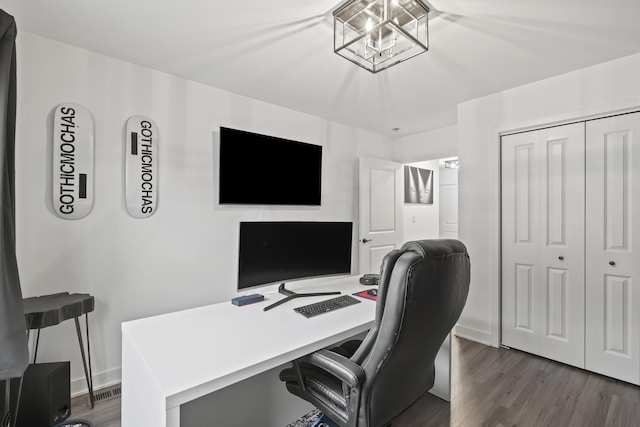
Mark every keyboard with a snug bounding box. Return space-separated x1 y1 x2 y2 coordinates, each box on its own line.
293 295 361 318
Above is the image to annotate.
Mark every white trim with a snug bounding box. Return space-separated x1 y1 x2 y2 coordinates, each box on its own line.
500 106 640 137
71 366 121 397
454 325 495 347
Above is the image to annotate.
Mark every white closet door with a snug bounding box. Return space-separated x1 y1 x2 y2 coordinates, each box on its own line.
502 123 585 367
537 125 585 368
586 112 640 384
502 131 541 354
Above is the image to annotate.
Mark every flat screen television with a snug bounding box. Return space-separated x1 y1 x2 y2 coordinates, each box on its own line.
219 127 322 205
238 221 353 292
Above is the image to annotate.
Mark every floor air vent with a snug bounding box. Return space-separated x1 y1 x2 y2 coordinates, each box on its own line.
93 385 121 403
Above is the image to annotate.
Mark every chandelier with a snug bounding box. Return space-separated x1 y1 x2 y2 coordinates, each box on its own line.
333 0 430 73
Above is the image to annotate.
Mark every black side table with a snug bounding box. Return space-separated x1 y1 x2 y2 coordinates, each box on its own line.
23 292 95 408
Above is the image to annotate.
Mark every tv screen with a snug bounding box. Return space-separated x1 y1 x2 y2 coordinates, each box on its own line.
219 127 322 205
238 221 353 290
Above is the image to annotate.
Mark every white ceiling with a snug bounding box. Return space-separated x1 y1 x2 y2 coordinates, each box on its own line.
3 0 640 136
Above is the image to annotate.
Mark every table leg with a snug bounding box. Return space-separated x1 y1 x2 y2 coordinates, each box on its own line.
74 316 95 408
33 329 41 363
85 313 93 401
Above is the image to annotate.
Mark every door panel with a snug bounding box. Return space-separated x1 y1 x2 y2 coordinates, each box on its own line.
545 140 567 246
514 263 535 332
514 143 536 244
546 267 567 339
502 132 540 354
358 157 403 274
585 112 640 384
369 169 396 232
604 275 631 355
502 123 585 367
538 125 585 368
368 244 396 276
604 131 629 250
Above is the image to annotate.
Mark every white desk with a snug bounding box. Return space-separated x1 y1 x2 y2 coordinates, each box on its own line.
121 276 450 427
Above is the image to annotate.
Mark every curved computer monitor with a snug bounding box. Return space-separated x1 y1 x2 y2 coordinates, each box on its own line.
238 221 353 291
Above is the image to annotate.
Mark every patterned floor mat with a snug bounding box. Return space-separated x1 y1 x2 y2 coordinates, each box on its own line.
286 409 321 427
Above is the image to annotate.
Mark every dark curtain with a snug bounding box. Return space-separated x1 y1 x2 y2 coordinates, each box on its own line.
0 9 28 382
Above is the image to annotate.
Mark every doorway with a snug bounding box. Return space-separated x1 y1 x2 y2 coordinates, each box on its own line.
401 157 458 242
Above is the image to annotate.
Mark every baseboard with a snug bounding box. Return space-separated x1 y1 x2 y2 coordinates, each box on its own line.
454 324 494 347
428 386 449 401
71 366 121 397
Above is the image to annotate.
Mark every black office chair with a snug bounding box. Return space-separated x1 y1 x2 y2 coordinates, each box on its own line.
279 239 470 427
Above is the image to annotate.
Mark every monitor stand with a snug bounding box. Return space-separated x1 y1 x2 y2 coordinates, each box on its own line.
263 283 341 311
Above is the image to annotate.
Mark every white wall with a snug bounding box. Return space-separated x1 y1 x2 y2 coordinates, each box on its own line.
456 52 640 346
402 159 439 242
14 32 393 394
393 125 457 163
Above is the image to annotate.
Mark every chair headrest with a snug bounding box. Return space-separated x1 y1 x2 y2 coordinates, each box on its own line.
400 239 467 260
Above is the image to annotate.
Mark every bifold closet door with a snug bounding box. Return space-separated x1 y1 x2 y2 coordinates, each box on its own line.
585 112 640 385
502 123 585 368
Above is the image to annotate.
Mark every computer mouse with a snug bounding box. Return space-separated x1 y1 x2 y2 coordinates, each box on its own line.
366 289 377 296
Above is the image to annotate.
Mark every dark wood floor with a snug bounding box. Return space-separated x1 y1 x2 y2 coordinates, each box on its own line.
72 337 640 426
395 337 640 426
70 393 120 427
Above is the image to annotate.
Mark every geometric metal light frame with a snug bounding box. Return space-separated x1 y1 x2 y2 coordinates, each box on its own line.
333 0 430 73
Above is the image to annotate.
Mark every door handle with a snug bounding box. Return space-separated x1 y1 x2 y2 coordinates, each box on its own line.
558 256 564 261
609 261 616 266
361 238 372 244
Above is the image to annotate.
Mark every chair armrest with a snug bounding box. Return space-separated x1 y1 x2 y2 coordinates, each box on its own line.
292 349 365 427
300 349 365 388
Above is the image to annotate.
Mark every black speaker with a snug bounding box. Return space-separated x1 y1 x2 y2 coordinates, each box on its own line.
0 362 71 427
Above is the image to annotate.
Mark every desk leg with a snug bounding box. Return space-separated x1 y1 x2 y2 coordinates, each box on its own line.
85 314 93 403
74 316 95 408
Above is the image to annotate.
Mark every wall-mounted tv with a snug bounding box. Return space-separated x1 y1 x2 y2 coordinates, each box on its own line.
218 127 322 205
238 221 353 291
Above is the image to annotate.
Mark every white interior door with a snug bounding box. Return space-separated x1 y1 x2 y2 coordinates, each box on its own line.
502 130 542 355
502 123 585 368
537 124 585 368
585 112 640 384
439 165 458 239
358 157 403 274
